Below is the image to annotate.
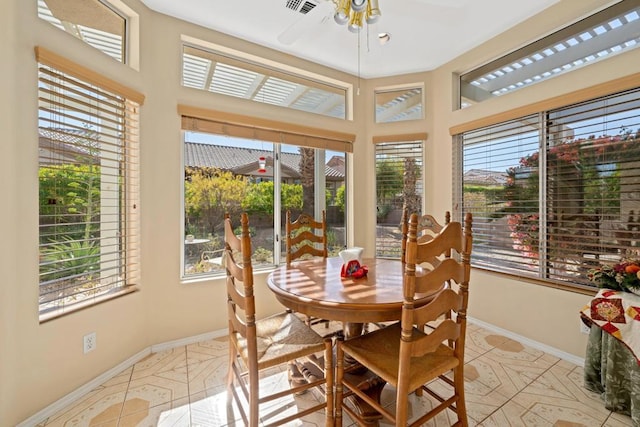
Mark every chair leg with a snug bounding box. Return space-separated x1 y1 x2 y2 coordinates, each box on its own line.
395 380 409 426
335 337 344 427
454 365 468 427
249 369 260 427
226 345 235 401
324 337 335 427
395 366 411 426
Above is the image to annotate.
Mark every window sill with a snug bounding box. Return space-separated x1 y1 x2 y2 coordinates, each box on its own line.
39 286 139 324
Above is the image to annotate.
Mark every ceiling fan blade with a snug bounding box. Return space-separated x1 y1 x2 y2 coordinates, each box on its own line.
278 1 334 45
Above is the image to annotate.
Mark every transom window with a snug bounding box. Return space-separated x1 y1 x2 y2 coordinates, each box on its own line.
182 43 348 120
459 0 640 108
375 87 424 123
37 0 127 63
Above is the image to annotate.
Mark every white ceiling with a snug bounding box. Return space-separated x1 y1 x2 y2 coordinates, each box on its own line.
139 0 561 79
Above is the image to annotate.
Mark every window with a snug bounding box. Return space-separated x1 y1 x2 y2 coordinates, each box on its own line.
180 108 352 279
458 87 640 290
37 48 142 320
375 87 423 123
37 0 127 63
375 140 424 258
459 0 640 109
182 43 348 120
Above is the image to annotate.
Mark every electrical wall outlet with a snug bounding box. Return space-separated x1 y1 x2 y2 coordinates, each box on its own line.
579 320 590 334
83 332 96 353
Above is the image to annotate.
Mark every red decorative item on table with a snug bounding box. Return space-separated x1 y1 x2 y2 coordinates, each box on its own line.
339 247 367 278
341 259 368 278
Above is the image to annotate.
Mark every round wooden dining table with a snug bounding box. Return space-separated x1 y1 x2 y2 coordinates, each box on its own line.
268 256 441 426
267 256 414 325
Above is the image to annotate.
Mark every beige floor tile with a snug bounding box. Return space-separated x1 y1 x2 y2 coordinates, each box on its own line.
186 337 229 361
478 399 556 426
117 396 191 427
40 324 630 427
485 341 560 367
122 374 190 417
463 385 513 423
465 346 484 363
131 347 187 380
41 382 128 427
187 357 229 396
465 324 510 355
190 389 245 427
462 352 547 405
603 410 635 426
509 361 612 426
101 366 133 388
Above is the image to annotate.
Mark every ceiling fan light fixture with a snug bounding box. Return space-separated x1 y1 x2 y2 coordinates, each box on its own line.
334 0 350 25
348 10 364 33
350 0 367 13
334 0 380 33
365 0 381 24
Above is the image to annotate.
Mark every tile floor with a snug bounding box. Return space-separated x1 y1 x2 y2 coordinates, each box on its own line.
35 321 633 427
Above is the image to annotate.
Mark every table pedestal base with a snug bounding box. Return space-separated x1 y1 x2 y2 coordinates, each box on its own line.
343 366 385 425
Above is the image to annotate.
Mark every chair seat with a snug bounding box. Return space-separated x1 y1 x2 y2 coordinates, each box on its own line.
342 323 459 392
234 312 326 370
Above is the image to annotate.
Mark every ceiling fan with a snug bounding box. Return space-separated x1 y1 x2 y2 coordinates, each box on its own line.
278 0 466 45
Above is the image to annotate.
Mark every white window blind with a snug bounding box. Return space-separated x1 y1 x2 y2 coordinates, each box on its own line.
375 141 423 258
461 115 541 277
545 88 640 286
459 87 640 289
38 61 140 320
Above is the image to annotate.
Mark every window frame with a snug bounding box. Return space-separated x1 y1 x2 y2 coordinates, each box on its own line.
455 85 640 293
36 47 143 321
374 137 425 259
179 106 353 280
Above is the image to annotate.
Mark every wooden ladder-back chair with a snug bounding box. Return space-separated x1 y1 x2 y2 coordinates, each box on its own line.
335 212 473 427
285 210 328 264
400 209 453 335
285 210 331 329
224 213 334 427
401 207 451 264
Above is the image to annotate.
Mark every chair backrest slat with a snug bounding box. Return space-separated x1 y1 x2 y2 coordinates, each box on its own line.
413 258 466 297
285 210 328 264
410 319 460 357
401 208 451 264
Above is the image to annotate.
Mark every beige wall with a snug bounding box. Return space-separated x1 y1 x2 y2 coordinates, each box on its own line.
1 0 635 423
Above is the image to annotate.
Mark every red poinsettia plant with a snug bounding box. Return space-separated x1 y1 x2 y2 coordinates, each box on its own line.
588 260 640 293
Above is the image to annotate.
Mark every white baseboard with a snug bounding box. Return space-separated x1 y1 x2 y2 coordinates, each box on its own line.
151 328 228 353
18 328 228 427
468 316 585 367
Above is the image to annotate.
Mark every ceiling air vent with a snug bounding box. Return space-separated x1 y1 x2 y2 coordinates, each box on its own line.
285 0 318 14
